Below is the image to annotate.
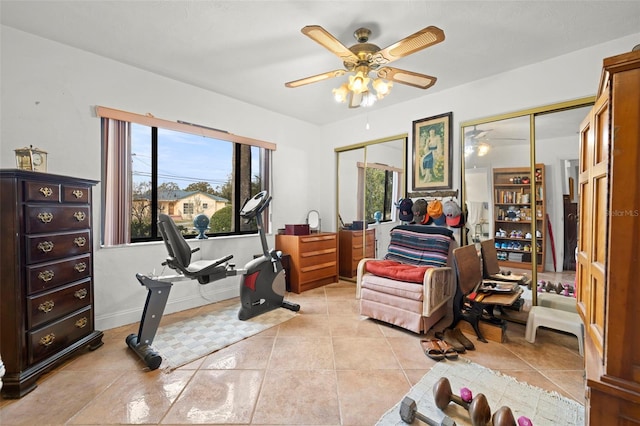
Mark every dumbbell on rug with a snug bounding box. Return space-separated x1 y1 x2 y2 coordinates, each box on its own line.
492 406 534 426
433 377 491 426
399 396 456 425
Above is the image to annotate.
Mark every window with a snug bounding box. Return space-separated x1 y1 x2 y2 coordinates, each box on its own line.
98 106 274 245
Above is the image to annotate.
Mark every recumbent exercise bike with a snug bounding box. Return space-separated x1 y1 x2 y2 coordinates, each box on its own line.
126 191 300 369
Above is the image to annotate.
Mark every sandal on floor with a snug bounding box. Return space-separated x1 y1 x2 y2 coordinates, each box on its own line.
436 329 466 353
437 340 459 360
452 328 475 351
421 339 445 361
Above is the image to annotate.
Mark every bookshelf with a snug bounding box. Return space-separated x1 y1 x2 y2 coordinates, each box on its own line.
492 165 545 272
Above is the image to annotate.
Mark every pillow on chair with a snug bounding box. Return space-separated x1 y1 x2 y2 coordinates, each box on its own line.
365 260 431 283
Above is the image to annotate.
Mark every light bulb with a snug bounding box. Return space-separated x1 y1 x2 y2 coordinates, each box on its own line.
332 83 349 103
373 79 392 99
348 71 370 94
477 143 490 156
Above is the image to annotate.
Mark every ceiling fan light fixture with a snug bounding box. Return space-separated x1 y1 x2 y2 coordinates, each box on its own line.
348 70 370 94
372 78 393 99
477 142 491 157
332 83 349 103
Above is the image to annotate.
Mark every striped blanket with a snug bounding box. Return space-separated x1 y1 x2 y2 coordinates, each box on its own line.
383 225 453 268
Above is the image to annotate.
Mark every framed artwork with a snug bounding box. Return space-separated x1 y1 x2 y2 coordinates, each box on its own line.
412 112 453 191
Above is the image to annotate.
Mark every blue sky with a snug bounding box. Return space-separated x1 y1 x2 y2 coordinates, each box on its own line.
131 123 246 191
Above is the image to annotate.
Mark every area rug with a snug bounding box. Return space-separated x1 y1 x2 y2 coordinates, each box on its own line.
377 359 584 425
151 300 297 371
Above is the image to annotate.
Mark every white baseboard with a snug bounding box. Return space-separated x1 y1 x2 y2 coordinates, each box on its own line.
95 282 238 331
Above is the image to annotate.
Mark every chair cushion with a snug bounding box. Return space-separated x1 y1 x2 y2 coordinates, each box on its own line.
360 274 424 301
384 225 453 267
365 260 431 283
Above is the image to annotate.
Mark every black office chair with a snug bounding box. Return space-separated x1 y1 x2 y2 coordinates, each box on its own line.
158 214 233 284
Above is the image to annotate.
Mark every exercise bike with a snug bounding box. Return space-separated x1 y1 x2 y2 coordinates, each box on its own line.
126 190 300 370
237 191 300 319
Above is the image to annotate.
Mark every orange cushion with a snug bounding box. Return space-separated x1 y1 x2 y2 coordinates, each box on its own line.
365 260 431 284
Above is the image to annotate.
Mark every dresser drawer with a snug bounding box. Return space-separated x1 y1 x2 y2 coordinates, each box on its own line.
25 205 91 234
27 231 91 264
27 254 92 295
28 306 93 364
299 249 336 268
62 184 91 203
24 181 61 202
299 261 338 285
28 279 92 329
298 234 337 252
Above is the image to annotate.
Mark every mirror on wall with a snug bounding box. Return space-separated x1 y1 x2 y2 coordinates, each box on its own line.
336 135 407 280
461 98 593 305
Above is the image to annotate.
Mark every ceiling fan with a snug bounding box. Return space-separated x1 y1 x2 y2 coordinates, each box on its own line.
465 125 492 140
465 125 527 142
285 25 445 108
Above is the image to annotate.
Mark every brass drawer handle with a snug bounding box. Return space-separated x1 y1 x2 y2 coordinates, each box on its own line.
72 189 84 198
38 300 55 313
37 212 53 223
39 187 53 197
74 262 87 273
40 333 55 347
37 241 54 253
74 288 88 299
75 317 88 328
74 236 86 247
73 211 86 221
38 270 55 282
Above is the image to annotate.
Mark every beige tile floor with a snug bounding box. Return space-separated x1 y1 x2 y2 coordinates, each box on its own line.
0 280 585 425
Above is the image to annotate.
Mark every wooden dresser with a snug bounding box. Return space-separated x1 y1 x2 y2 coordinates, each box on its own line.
0 170 103 398
338 229 375 278
577 50 640 423
275 232 338 293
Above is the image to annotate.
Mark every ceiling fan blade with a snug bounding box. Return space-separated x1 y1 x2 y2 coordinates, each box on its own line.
301 25 359 66
373 26 445 65
285 69 346 88
376 67 437 89
349 91 363 108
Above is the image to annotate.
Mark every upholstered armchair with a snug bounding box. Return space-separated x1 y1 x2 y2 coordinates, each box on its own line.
355 225 457 334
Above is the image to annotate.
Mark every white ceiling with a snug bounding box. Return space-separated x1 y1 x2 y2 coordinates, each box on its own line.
2 1 639 126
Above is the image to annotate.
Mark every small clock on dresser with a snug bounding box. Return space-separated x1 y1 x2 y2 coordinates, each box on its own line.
14 145 47 172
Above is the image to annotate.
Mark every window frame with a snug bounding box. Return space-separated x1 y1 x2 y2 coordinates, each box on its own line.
97 106 275 245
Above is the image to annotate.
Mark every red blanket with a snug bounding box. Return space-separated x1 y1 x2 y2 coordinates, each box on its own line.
365 260 431 283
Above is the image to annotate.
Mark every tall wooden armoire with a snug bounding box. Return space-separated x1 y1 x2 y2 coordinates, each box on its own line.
577 48 640 423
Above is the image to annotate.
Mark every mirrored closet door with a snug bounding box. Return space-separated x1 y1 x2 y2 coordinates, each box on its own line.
461 98 593 303
335 135 407 280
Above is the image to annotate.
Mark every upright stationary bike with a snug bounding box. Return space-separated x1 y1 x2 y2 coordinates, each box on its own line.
238 191 300 319
126 190 299 369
